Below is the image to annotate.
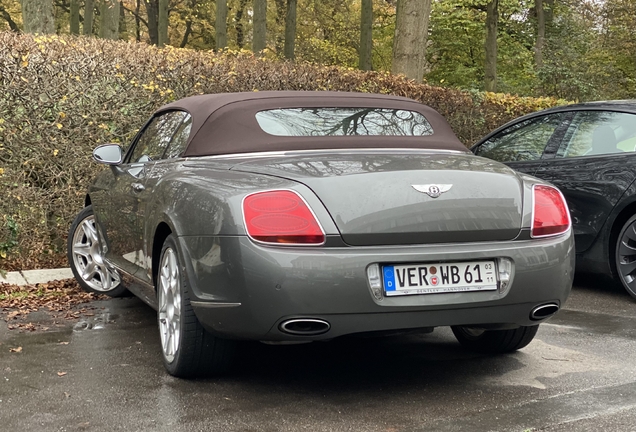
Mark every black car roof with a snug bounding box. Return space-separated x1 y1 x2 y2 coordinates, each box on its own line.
542 100 636 113
474 100 636 147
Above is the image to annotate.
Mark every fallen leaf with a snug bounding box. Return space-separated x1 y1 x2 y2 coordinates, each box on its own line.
9 347 22 353
57 371 67 377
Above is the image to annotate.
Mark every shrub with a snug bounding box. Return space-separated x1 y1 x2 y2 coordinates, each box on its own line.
0 32 568 270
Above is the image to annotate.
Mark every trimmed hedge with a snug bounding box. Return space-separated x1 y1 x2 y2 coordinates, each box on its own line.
0 32 568 270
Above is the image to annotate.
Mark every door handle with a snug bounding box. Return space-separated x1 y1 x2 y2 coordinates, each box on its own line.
131 183 145 192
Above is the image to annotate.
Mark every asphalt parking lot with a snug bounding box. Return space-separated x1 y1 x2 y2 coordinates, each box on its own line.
1 277 635 432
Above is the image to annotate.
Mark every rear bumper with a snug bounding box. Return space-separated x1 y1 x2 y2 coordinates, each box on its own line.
179 232 574 341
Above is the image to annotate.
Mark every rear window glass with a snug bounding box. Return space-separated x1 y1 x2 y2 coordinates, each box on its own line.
255 108 434 136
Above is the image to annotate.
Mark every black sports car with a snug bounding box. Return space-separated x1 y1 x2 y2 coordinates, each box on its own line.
472 100 636 299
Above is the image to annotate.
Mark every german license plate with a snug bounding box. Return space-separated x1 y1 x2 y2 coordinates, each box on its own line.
382 260 497 296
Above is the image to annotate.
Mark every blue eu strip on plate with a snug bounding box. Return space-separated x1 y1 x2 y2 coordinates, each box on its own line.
383 265 395 292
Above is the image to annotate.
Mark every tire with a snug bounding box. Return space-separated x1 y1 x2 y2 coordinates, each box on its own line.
451 325 539 354
67 205 127 297
614 214 636 299
157 234 235 378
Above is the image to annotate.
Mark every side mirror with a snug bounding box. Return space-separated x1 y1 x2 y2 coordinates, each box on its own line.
93 144 123 165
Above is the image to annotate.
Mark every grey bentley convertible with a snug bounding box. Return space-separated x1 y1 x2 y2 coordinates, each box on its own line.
68 92 574 377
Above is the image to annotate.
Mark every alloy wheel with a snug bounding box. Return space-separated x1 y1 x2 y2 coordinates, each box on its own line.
71 214 120 292
616 217 636 298
158 248 182 363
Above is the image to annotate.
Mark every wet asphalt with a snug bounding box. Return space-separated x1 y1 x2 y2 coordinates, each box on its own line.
1 278 636 432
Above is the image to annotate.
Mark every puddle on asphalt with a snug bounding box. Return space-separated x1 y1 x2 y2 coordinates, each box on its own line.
73 311 117 332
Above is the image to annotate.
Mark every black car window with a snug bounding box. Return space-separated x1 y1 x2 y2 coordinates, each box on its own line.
255 108 434 136
163 114 192 159
556 111 636 158
474 113 567 162
129 111 189 163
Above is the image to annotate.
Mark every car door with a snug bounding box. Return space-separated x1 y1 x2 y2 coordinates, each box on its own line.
533 110 636 253
97 110 190 277
472 112 573 177
134 113 193 287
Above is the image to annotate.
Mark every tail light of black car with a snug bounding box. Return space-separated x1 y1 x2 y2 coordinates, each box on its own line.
531 184 571 238
242 190 326 245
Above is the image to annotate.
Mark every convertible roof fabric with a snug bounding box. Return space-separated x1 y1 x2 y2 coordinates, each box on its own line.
157 91 469 157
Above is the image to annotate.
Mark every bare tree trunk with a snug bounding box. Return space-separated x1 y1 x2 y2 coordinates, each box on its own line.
145 0 159 45
391 0 432 81
83 0 95 35
119 1 128 39
70 0 80 34
135 0 141 41
216 0 227 49
100 0 120 40
158 0 168 46
484 0 499 92
234 0 247 48
274 0 285 52
21 0 55 34
359 0 373 70
253 0 267 53
284 0 297 59
535 0 544 69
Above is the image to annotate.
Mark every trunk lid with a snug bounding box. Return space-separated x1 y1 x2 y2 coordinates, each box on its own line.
231 152 524 246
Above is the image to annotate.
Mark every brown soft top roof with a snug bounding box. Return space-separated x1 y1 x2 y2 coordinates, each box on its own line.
157 91 468 156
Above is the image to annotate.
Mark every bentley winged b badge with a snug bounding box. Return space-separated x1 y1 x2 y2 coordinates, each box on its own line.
412 184 453 198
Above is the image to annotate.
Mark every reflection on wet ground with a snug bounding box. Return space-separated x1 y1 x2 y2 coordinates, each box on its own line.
0 278 635 431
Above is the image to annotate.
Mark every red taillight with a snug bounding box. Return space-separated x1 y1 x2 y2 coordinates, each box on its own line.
243 190 325 245
531 185 571 238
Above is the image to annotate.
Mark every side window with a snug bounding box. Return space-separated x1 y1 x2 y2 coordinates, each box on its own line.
164 114 192 159
129 111 189 163
557 111 636 158
475 113 567 162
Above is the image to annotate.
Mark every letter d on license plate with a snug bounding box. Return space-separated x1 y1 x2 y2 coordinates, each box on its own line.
383 260 497 296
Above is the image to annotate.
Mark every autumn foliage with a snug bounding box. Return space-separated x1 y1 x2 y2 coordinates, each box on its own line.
0 32 568 269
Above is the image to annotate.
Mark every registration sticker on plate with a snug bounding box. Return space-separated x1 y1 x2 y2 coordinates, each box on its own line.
383 260 497 296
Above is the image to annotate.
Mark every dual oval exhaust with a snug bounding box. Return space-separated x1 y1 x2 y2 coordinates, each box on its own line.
278 303 559 336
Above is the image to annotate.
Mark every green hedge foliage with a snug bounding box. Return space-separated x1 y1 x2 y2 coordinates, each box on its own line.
0 32 568 270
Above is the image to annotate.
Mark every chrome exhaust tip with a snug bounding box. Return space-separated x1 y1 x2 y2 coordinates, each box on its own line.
530 303 560 321
279 318 331 336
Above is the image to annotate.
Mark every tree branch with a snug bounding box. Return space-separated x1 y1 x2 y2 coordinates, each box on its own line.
122 4 149 27
0 5 20 32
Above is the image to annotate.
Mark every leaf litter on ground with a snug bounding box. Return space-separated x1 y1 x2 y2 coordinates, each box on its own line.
0 279 106 331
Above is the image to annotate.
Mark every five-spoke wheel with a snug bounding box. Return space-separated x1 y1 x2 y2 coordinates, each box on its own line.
67 205 126 296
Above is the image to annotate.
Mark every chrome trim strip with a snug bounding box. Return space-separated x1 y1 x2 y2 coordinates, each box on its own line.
190 301 242 308
186 148 466 161
104 259 155 290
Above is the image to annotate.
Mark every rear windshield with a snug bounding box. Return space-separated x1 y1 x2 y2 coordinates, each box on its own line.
255 107 434 137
